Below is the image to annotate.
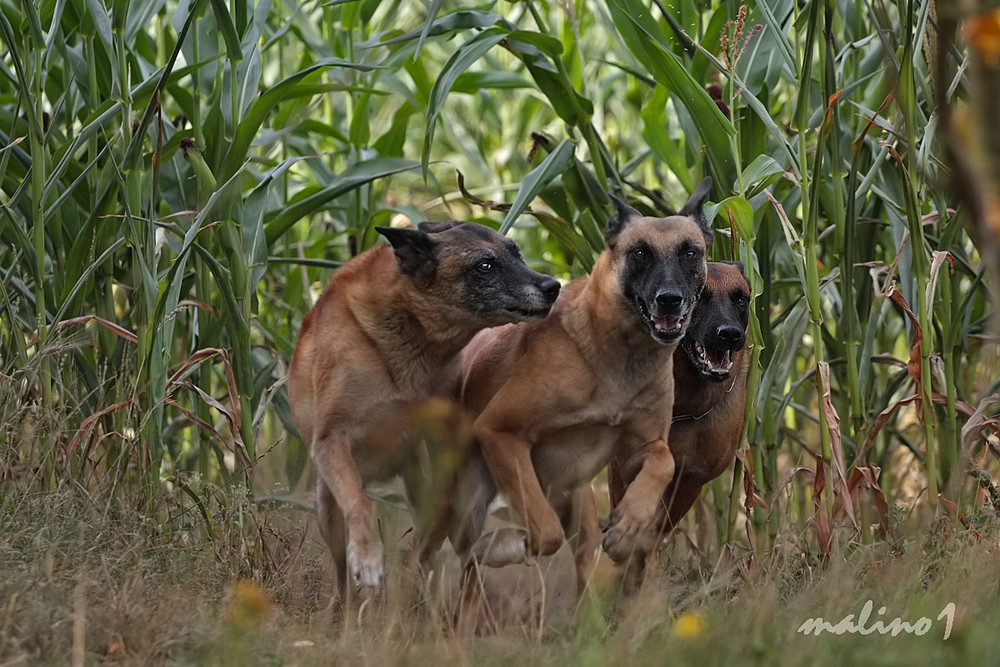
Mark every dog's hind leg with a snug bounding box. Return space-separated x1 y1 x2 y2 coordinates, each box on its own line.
616 479 707 595
553 485 600 598
455 527 527 635
399 458 455 612
316 477 349 602
446 452 494 557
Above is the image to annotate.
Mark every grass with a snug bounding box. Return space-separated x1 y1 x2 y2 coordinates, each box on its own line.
2 485 999 665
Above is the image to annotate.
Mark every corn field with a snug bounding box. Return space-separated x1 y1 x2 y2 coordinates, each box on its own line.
1 0 999 612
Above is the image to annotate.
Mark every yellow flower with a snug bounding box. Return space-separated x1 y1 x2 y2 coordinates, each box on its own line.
226 580 273 629
966 9 1000 68
673 610 706 639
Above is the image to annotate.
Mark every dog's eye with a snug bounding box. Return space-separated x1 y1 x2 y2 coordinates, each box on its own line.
684 248 699 260
632 248 645 259
477 260 494 272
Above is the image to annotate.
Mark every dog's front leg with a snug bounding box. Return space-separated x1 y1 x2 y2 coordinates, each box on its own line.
478 426 565 557
602 439 675 564
311 431 384 588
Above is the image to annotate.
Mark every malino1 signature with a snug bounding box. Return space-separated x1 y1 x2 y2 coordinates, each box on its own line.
797 600 956 639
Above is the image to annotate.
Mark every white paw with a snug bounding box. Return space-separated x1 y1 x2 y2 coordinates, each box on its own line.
347 538 384 588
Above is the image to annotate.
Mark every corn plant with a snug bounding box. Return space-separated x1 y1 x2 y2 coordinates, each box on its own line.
1 0 998 563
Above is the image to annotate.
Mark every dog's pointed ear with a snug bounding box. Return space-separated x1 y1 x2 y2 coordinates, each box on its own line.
678 177 714 248
605 193 641 247
418 220 462 234
375 226 437 277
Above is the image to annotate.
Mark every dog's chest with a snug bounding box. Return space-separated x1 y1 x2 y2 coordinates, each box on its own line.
531 423 619 491
531 381 668 491
588 373 667 425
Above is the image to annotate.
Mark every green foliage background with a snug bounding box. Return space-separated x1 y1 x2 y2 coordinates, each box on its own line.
1 0 998 558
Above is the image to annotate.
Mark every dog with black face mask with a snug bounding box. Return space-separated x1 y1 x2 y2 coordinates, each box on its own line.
444 179 714 608
608 260 750 591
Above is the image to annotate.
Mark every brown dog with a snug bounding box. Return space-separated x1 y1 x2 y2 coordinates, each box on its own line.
288 221 560 593
607 261 750 588
447 179 715 597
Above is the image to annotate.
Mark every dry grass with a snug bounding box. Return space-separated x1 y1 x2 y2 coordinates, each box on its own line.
2 483 998 666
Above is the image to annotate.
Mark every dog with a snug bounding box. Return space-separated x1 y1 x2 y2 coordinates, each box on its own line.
288 221 560 594
445 179 714 602
607 261 750 590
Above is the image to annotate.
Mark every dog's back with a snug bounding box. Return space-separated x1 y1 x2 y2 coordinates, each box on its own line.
290 244 409 469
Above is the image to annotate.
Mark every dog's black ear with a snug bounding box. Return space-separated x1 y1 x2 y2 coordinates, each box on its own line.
728 259 746 279
418 220 462 234
678 177 714 248
375 226 437 277
605 193 641 247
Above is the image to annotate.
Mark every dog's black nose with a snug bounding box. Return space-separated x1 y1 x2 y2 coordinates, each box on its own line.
538 277 561 300
717 325 744 348
654 290 683 311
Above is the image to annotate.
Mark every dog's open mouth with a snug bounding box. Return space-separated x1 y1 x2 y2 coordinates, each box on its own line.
506 304 553 320
684 338 735 380
637 300 685 342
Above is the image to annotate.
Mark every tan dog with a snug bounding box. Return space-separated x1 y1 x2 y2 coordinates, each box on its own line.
288 222 560 593
447 179 715 597
607 261 750 589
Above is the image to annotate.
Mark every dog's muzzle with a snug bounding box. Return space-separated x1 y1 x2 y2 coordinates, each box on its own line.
637 296 687 343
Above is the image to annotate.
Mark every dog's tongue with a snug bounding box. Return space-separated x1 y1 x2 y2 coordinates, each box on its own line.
652 314 682 332
706 348 733 371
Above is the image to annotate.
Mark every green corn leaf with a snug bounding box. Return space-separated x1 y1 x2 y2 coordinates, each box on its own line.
500 139 576 235
413 0 445 60
84 0 115 60
532 210 595 272
501 34 593 126
349 92 371 147
711 195 754 251
607 0 736 186
210 0 243 61
20 0 45 44
361 10 506 49
452 71 532 93
264 157 419 244
122 0 211 170
641 84 693 192
219 57 380 183
242 157 307 292
740 154 785 197
685 36 801 179
423 27 509 178
754 0 797 71
505 30 565 59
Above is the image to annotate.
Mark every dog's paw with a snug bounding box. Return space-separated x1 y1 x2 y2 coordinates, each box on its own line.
347 536 385 588
467 528 529 568
601 508 650 564
527 513 566 557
